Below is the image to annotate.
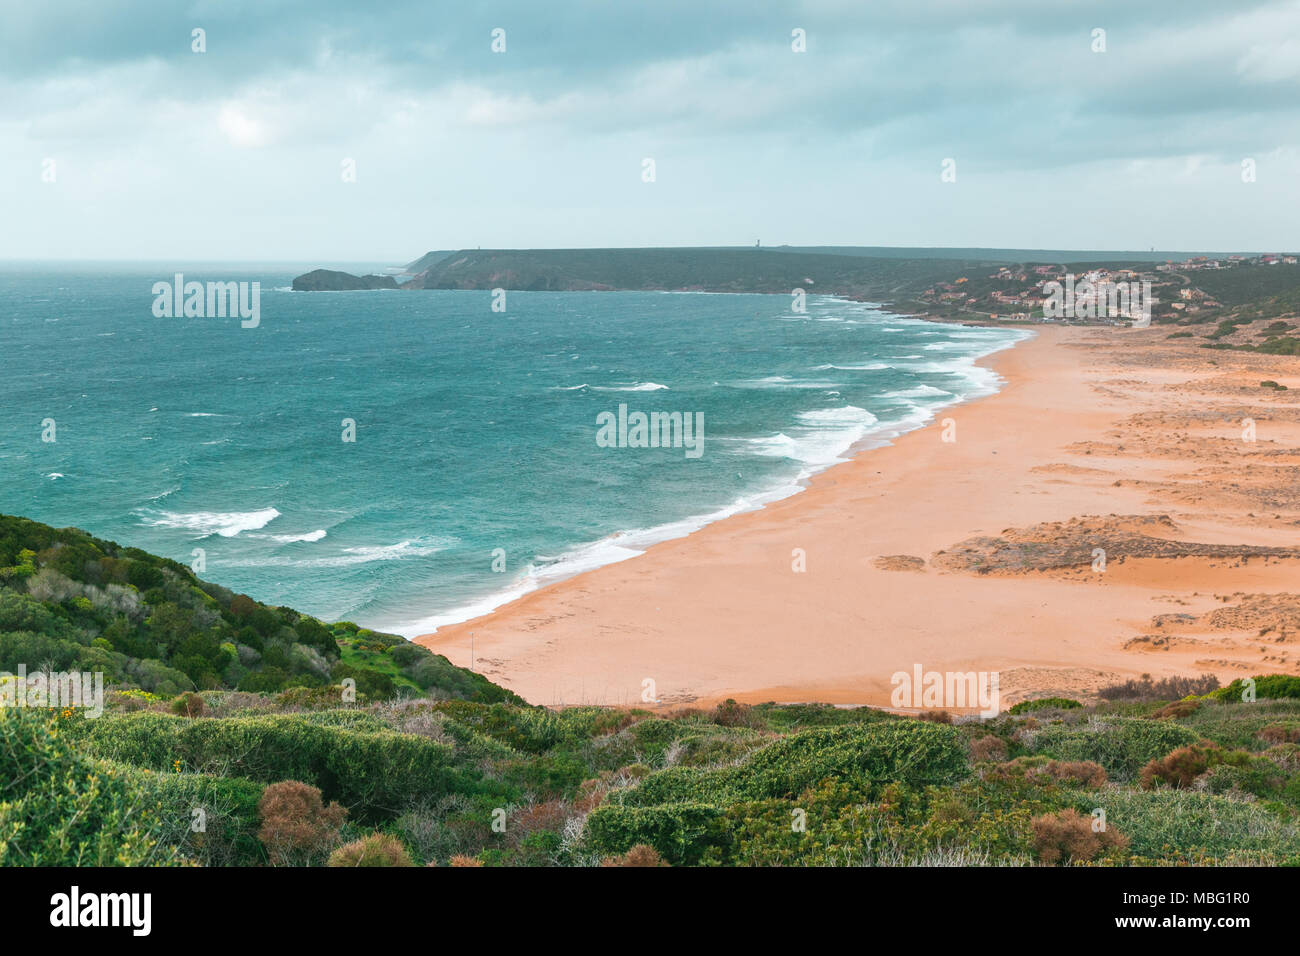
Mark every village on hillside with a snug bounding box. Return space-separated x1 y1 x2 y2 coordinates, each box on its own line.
914 253 1299 327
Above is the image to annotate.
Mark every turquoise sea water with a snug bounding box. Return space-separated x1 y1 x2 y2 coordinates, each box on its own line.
0 264 1029 635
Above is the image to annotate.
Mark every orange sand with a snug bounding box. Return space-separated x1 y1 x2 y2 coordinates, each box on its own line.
418 325 1300 710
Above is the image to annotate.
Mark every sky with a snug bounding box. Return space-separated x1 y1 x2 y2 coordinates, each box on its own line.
2 0 1299 261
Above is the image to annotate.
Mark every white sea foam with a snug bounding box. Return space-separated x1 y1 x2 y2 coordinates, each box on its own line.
383 317 1032 638
735 375 844 390
812 362 892 371
880 384 952 399
221 537 450 569
259 529 328 543
139 507 281 538
590 382 669 392
748 405 881 468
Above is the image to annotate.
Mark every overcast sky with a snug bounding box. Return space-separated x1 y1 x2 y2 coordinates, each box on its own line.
3 0 1299 261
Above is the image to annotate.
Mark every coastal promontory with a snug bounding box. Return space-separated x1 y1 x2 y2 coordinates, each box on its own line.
290 269 399 291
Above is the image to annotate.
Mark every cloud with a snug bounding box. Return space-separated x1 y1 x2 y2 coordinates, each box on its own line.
2 0 1298 256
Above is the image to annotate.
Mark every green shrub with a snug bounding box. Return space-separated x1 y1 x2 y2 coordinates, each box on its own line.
171 691 206 718
127 765 266 865
621 720 969 807
1211 675 1300 703
1181 699 1300 750
433 701 573 754
1008 697 1082 715
1027 718 1201 781
401 654 524 703
0 709 188 866
584 804 728 865
73 711 461 819
1199 759 1290 803
751 702 899 732
1081 788 1300 864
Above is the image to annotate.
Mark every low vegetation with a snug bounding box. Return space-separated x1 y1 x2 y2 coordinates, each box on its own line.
4 515 1300 866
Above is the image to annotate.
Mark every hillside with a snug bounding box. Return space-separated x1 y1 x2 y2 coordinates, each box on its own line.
293 248 999 300
4 514 1300 867
291 269 399 291
403 250 456 274
0 514 511 702
400 247 991 299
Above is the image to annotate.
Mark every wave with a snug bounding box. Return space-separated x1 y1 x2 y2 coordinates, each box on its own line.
138 507 281 538
590 382 669 392
797 405 879 426
257 529 328 543
380 322 1033 638
221 537 451 569
880 384 953 399
811 362 892 371
386 402 895 638
734 375 844 390
748 405 881 468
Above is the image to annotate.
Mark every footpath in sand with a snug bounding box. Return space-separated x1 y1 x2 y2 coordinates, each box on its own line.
418 325 1300 710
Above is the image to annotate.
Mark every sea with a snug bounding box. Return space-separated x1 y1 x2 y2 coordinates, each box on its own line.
0 263 1030 636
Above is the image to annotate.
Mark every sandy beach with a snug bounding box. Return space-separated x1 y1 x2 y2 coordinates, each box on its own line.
418 324 1300 711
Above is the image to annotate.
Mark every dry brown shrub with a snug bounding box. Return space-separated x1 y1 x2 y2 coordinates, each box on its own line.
1099 673 1219 701
513 799 570 838
662 708 706 721
1031 808 1128 864
600 844 668 867
918 710 952 724
449 854 484 867
712 698 765 729
327 833 414 867
1258 724 1300 744
1038 760 1107 788
1150 699 1201 720
1139 743 1221 790
257 780 348 865
969 735 1008 762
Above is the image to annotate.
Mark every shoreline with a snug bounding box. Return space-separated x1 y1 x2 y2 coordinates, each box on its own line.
417 324 1300 710
414 322 1043 699
391 304 1026 637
